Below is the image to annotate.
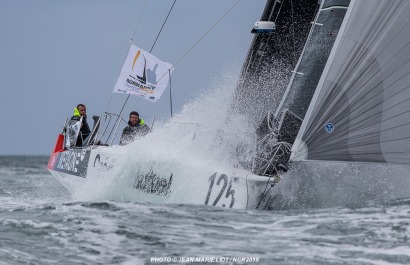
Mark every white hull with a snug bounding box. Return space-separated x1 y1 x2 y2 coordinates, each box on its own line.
48 146 277 210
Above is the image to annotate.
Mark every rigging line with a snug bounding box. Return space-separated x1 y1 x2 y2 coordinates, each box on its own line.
103 0 147 145
245 174 249 209
274 0 285 23
290 0 296 65
119 0 174 120
110 0 176 132
310 1 321 24
106 94 131 145
174 0 241 68
150 0 177 53
131 0 148 42
97 114 113 141
103 0 147 116
169 69 173 117
256 176 274 209
155 0 242 84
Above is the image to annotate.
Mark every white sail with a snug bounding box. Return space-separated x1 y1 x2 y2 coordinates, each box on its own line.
292 0 410 164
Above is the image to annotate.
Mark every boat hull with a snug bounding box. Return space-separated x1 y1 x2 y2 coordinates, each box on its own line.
48 147 277 210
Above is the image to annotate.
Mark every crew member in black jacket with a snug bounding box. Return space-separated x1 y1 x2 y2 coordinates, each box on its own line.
120 111 150 145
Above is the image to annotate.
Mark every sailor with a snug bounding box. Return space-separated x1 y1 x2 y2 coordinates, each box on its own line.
120 111 150 145
71 104 91 147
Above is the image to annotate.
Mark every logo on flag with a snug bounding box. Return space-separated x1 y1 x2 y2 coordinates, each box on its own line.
113 44 172 102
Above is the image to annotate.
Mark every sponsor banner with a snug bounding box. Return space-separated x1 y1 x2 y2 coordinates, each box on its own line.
52 149 91 177
113 44 173 102
87 152 119 179
132 168 173 196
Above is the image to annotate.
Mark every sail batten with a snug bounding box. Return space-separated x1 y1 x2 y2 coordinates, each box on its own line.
292 0 410 165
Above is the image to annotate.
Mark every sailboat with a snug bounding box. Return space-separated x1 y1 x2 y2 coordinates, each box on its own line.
47 2 281 210
48 0 410 210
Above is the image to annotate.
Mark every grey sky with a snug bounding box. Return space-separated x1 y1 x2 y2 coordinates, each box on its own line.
0 0 264 155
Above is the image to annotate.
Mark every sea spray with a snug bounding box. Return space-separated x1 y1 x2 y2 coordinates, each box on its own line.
84 71 257 203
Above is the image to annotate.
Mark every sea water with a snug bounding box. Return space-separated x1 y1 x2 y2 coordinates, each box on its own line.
1 156 410 265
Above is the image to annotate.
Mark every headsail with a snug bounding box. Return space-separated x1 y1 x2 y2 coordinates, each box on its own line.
113 44 173 102
292 0 410 164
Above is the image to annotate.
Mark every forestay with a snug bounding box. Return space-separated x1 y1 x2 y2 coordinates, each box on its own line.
292 0 410 164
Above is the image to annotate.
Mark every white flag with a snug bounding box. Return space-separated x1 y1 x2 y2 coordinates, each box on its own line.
113 44 173 102
65 117 82 149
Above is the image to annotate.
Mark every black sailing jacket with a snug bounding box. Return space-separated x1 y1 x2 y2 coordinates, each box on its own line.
120 119 150 145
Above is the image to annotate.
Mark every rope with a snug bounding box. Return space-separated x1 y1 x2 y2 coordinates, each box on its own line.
155 0 241 85
290 0 296 65
169 69 173 117
150 0 177 53
105 0 147 112
131 0 148 43
274 0 286 23
255 175 275 209
173 0 241 68
109 0 176 140
103 0 241 140
103 0 147 114
100 0 147 144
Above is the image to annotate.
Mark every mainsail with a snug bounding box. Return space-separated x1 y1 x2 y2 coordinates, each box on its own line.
292 0 410 164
